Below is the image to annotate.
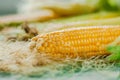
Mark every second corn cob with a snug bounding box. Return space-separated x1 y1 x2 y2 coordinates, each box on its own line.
30 25 120 59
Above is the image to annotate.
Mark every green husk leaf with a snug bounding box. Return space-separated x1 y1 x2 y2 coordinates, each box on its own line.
106 36 120 61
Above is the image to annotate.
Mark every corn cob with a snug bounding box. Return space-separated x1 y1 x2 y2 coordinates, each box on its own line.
30 25 120 59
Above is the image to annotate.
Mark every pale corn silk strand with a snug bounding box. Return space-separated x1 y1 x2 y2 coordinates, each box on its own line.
30 25 120 59
0 41 113 76
0 26 118 75
0 40 117 79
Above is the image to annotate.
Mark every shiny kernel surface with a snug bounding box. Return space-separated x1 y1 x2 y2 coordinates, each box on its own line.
31 26 120 58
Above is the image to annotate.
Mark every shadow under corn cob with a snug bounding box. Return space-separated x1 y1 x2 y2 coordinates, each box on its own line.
30 25 120 59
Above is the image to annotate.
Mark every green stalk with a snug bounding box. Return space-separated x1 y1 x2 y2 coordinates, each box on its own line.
34 16 120 33
48 12 120 23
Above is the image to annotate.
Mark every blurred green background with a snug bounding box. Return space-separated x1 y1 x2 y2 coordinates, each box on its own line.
0 0 21 15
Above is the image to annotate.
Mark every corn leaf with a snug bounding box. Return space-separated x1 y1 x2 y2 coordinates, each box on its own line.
106 45 120 61
106 36 120 61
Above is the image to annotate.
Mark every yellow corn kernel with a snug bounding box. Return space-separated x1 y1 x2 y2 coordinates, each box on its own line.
30 26 120 59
